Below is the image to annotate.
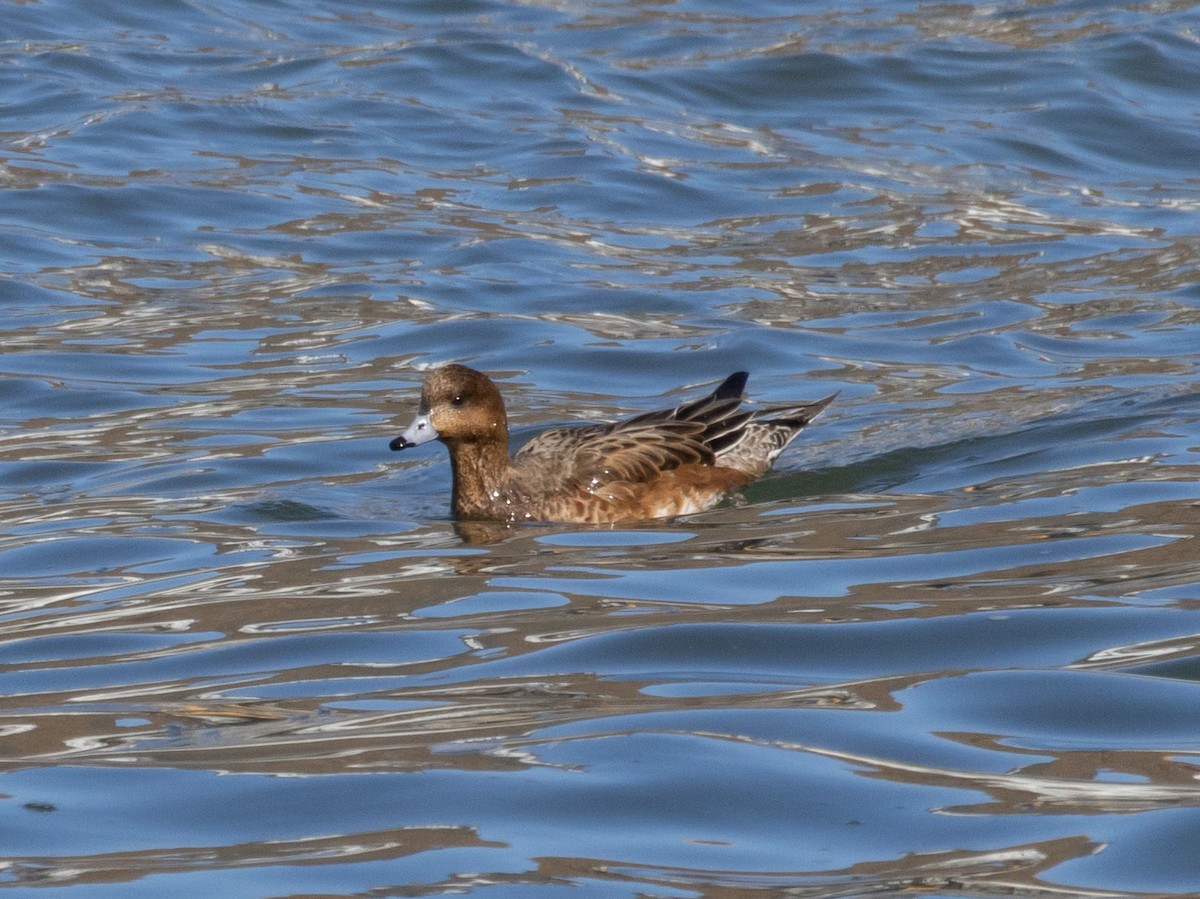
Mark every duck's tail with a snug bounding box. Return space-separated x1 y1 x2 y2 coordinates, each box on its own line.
714 392 837 477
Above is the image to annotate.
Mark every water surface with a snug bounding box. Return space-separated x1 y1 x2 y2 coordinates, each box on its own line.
3 1 1200 896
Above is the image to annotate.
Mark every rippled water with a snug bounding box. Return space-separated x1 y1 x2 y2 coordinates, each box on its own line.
4 1 1200 895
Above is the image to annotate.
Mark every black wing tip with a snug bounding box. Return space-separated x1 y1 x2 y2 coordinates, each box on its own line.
716 371 749 399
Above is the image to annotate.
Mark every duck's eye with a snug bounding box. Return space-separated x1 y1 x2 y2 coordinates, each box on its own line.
450 395 465 407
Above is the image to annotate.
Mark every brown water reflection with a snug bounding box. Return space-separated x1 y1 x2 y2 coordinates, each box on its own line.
552 835 1125 899
5 825 502 891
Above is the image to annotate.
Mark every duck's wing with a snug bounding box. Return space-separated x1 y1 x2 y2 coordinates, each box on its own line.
515 373 753 487
515 418 709 485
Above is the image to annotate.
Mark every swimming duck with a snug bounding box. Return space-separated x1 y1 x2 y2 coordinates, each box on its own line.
389 364 834 524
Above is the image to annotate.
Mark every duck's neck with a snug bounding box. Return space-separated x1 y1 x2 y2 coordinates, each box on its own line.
444 439 512 518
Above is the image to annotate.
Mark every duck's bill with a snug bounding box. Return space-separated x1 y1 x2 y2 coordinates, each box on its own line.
389 413 438 450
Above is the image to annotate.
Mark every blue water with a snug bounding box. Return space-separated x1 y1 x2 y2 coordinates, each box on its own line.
4 1 1200 896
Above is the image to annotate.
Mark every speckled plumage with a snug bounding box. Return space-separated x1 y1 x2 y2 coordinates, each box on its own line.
389 365 834 524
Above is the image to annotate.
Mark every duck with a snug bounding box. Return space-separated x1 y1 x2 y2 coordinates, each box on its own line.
389 364 834 524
